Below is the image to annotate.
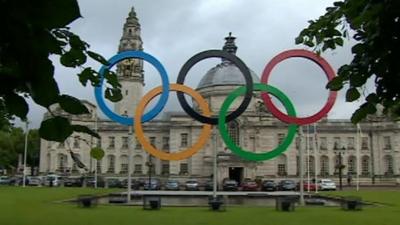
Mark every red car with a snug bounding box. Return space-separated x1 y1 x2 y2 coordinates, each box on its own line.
303 182 318 191
241 180 259 191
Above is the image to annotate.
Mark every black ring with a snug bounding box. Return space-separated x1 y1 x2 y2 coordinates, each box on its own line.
176 50 253 125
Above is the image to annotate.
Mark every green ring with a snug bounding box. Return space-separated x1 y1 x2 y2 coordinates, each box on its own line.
218 83 298 161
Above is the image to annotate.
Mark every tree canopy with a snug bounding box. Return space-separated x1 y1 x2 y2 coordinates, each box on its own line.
0 0 121 141
296 0 400 123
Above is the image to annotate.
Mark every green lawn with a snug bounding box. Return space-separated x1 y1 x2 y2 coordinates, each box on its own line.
1 186 400 225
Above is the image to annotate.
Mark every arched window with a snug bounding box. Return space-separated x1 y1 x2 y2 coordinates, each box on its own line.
46 153 51 172
107 155 115 173
276 155 287 176
347 156 356 174
306 156 315 175
228 121 239 145
320 155 329 176
133 155 143 174
384 155 393 175
361 156 370 175
120 155 128 174
57 153 68 172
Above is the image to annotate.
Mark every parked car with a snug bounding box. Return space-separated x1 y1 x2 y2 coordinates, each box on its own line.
222 180 239 191
86 176 105 187
107 178 123 188
143 178 161 190
164 180 180 191
44 175 62 187
241 180 259 191
120 179 139 189
318 179 336 191
185 180 199 191
64 177 83 187
261 180 276 191
277 180 296 191
27 176 42 186
0 176 10 185
303 182 318 191
204 180 214 191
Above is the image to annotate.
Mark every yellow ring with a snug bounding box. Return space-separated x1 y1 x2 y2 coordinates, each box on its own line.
134 84 212 160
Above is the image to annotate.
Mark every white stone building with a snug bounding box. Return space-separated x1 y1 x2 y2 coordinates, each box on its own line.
39 7 400 185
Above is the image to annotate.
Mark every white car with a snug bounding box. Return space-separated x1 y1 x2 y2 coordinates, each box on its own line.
318 179 336 191
44 175 62 187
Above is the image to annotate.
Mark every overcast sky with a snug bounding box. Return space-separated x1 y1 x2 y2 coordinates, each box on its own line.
23 0 373 128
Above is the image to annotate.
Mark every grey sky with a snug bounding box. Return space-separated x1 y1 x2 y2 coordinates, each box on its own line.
24 0 372 128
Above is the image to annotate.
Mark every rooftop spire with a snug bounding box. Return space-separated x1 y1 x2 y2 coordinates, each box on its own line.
128 7 137 18
222 32 238 55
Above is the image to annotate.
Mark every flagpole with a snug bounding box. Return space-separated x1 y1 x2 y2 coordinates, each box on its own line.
356 124 361 191
298 127 305 206
22 120 29 188
313 123 319 193
306 125 310 192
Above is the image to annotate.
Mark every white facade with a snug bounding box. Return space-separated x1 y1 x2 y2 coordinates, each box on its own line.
39 7 400 185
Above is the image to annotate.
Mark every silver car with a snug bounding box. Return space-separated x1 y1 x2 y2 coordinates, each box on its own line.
185 180 199 191
319 179 336 191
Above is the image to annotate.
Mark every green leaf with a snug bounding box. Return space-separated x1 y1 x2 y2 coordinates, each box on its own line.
58 95 89 115
295 36 304 45
78 67 99 86
4 93 29 119
90 147 105 160
334 37 344 46
87 51 110 65
351 43 364 54
366 93 379 104
69 35 87 51
39 116 73 142
104 70 121 88
351 107 367 124
346 88 360 102
305 40 315 47
60 49 87 67
71 125 100 139
326 76 344 91
105 88 123 102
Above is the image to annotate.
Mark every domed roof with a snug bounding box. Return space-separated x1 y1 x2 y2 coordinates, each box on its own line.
197 62 260 89
196 33 260 89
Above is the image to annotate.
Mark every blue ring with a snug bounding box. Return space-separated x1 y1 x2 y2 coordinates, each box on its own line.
94 51 169 125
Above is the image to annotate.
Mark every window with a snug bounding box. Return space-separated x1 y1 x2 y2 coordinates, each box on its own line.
249 136 256 152
384 136 392 149
277 164 286 176
73 136 80 148
122 137 129 149
125 90 129 96
179 163 188 175
306 156 315 175
295 137 301 149
320 156 329 176
161 161 169 175
57 154 67 172
120 155 128 174
384 155 393 175
228 121 239 145
308 136 314 150
277 133 284 144
333 137 341 150
134 164 143 174
361 156 370 175
347 137 355 150
149 137 156 148
361 137 369 150
97 138 102 147
107 155 115 173
135 139 142 149
96 160 102 174
58 142 65 149
320 137 327 150
108 136 115 149
348 156 356 174
162 137 169 150
180 133 188 147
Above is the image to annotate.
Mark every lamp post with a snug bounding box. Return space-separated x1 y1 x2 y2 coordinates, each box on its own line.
335 147 345 190
146 157 153 190
22 120 29 188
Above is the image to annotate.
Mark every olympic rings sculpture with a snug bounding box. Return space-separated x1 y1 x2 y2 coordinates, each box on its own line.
94 49 337 162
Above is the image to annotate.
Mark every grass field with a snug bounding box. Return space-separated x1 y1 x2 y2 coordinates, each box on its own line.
1 186 400 225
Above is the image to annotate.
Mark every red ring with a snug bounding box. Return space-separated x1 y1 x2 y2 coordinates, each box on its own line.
260 49 337 125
